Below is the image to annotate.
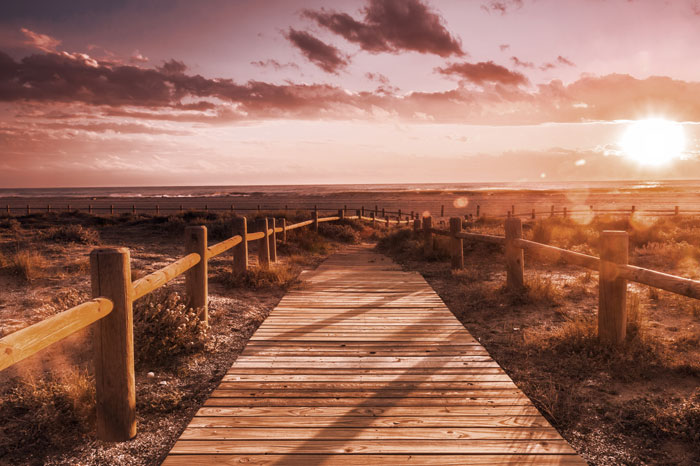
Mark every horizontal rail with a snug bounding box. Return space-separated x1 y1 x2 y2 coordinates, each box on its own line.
456 231 505 245
247 231 265 240
513 238 599 270
430 227 450 236
207 235 242 259
132 252 201 301
618 264 700 300
285 219 314 231
318 216 340 223
0 298 113 372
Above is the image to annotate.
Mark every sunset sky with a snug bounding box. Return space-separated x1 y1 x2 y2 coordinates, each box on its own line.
2 0 700 187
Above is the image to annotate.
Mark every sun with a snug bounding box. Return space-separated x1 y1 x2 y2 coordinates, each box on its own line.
620 118 685 166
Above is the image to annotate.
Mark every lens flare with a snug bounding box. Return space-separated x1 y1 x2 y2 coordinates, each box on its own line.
620 118 685 166
453 197 469 208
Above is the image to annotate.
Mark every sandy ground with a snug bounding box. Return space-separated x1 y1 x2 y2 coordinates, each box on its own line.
0 213 344 465
378 228 700 465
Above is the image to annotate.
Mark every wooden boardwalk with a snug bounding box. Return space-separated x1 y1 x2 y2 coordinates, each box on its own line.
164 245 585 465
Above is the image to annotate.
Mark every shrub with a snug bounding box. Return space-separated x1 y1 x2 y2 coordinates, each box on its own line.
42 224 100 244
288 230 330 255
133 290 208 368
0 368 95 462
318 223 360 243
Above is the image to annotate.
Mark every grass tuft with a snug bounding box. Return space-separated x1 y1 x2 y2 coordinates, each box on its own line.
219 264 302 291
4 250 47 281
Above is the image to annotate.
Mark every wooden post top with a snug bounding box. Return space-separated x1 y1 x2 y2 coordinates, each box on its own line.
91 247 130 256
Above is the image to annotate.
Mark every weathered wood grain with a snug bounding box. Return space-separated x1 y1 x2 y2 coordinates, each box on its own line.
164 245 584 465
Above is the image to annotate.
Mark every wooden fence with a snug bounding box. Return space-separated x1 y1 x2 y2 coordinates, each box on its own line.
420 216 700 347
0 208 412 441
2 203 414 217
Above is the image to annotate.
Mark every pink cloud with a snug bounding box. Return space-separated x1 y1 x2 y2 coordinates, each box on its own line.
4 50 700 125
437 61 529 86
20 28 61 53
285 29 349 74
303 0 464 57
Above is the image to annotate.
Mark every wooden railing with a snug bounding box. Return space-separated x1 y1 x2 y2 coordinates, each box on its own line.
0 207 413 441
418 215 700 347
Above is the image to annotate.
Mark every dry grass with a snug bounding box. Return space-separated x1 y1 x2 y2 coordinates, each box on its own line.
217 264 302 291
4 250 47 281
0 368 95 464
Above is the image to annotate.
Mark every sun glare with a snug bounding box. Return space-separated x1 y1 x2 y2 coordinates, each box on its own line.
620 118 685 166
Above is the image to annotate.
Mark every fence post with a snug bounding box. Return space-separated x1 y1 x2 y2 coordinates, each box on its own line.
423 216 433 254
413 218 420 234
371 211 376 227
631 205 635 215
441 205 445 217
256 218 270 267
599 231 628 345
6 204 10 215
356 209 361 220
26 204 30 215
384 215 389 229
675 206 680 215
110 204 114 216
180 204 183 213
313 206 319 233
476 205 480 218
375 205 378 215
449 217 464 270
505 217 524 290
89 204 92 214
550 205 554 217
89 247 136 441
233 217 248 273
382 208 385 217
185 226 208 324
268 217 277 263
398 209 402 221
511 205 515 216
531 208 536 219
281 218 287 243
361 206 365 217
339 208 345 220
156 205 160 215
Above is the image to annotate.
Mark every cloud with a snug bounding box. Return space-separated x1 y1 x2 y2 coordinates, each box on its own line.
541 55 576 71
437 61 529 86
5 50 700 125
303 0 464 57
157 59 187 75
20 28 61 53
510 56 535 68
556 55 575 67
499 44 510 51
481 0 524 15
251 59 300 71
285 29 349 74
365 72 390 85
129 50 149 64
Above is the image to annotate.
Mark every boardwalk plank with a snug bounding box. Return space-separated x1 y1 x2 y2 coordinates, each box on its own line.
164 245 585 465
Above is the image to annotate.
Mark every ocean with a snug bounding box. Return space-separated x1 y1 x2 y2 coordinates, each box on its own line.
1 180 699 218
